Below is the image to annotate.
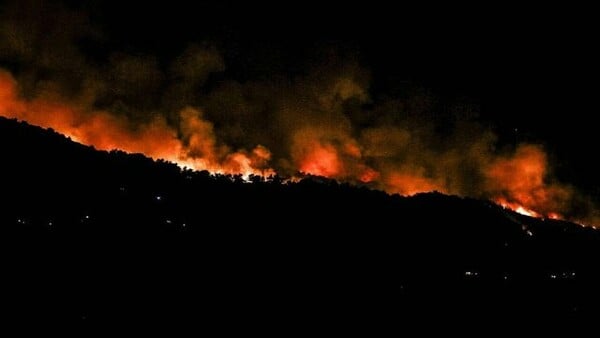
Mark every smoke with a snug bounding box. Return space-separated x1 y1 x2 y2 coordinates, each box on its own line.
0 1 596 224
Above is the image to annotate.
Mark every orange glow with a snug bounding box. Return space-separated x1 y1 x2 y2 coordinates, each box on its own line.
386 172 443 196
359 167 380 183
0 68 584 223
547 212 561 220
0 70 273 178
496 197 541 218
486 145 572 219
297 142 342 177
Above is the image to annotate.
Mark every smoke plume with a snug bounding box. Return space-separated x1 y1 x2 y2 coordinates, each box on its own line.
0 0 596 224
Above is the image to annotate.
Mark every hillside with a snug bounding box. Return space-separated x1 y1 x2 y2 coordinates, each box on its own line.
1 116 600 327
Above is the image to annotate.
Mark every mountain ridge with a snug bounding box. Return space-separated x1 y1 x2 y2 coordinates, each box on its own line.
1 115 599 324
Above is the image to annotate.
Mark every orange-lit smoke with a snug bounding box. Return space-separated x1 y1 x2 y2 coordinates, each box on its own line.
0 66 590 223
484 145 573 218
291 120 576 220
0 69 274 177
1 0 598 227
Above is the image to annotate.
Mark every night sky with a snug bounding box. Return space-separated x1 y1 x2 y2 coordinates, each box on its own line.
0 0 597 219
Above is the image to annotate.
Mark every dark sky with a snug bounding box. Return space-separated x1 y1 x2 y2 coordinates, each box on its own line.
4 0 594 126
81 1 596 130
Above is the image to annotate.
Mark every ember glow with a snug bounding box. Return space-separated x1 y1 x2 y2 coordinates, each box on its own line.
0 67 588 223
496 198 541 218
0 0 596 226
484 145 576 219
0 70 274 178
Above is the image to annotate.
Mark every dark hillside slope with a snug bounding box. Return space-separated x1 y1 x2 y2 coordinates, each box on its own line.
1 116 600 327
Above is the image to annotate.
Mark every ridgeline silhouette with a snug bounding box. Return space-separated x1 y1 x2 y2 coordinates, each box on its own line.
1 116 600 326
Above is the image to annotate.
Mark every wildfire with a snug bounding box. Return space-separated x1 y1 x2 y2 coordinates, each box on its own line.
495 198 541 218
0 68 585 224
547 213 561 220
298 142 342 177
0 70 274 178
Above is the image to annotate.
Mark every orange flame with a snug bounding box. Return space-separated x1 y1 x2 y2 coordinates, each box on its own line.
495 197 541 218
0 69 273 178
0 68 585 223
485 145 572 219
298 142 342 177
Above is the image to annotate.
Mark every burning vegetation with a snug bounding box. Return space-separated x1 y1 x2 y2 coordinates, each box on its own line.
0 68 589 224
0 0 597 225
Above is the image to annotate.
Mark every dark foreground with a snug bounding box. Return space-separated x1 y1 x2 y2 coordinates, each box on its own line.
1 117 599 328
